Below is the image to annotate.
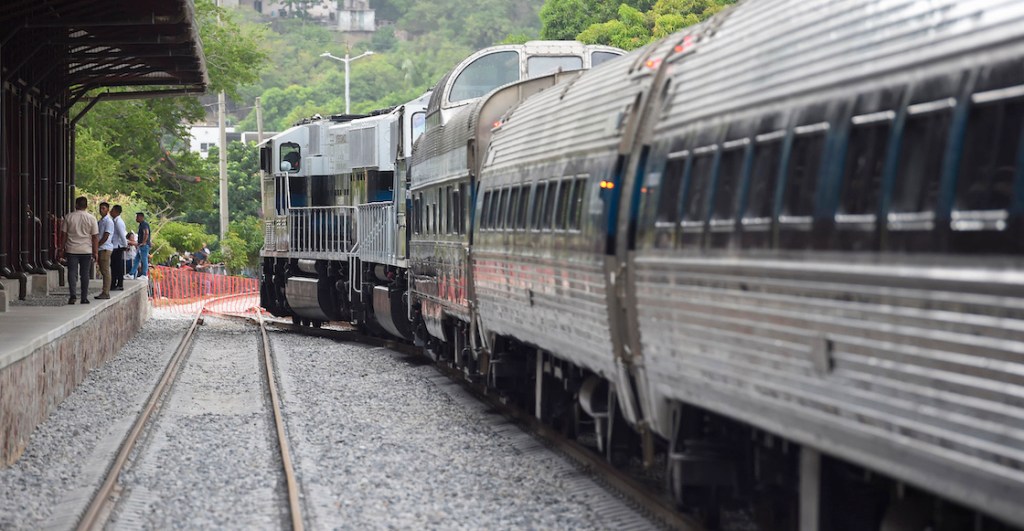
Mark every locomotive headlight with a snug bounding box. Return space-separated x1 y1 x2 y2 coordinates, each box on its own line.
600 180 615 189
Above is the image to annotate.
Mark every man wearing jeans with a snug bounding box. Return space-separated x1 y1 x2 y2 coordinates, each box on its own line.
60 196 98 304
132 212 151 278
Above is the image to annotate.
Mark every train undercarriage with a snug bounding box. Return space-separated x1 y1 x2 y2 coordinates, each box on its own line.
260 255 414 339
422 322 1019 531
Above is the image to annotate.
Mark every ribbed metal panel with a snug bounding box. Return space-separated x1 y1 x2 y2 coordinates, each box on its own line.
485 39 673 180
475 252 616 378
349 125 378 169
634 254 1024 525
411 104 479 190
658 0 1024 134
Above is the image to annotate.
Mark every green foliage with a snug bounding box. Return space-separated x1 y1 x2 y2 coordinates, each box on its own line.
196 0 269 100
559 0 736 50
577 5 651 50
156 221 217 259
73 0 268 222
540 0 655 40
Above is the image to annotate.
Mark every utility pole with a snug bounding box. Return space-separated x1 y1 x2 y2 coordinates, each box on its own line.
320 50 374 114
256 96 265 215
256 96 264 143
218 91 228 242
217 0 228 242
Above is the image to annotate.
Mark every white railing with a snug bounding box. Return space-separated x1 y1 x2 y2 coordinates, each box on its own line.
357 202 396 265
288 206 357 254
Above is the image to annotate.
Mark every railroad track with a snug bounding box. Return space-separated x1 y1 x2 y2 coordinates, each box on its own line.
75 299 303 531
264 319 700 531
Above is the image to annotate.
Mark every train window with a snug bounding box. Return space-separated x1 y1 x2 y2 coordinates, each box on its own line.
682 153 716 222
892 101 954 214
555 180 574 230
567 177 586 230
507 188 521 230
657 155 688 222
840 117 891 215
542 181 560 229
592 51 620 68
782 125 828 217
481 191 492 230
439 187 447 234
460 183 470 233
280 142 300 172
451 186 461 234
411 112 426 144
516 185 530 229
411 194 419 234
449 51 520 104
532 183 548 229
496 188 509 230
955 91 1023 212
527 56 583 78
744 136 784 220
712 144 747 221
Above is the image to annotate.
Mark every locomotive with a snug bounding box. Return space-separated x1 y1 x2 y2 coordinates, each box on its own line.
262 2 1024 528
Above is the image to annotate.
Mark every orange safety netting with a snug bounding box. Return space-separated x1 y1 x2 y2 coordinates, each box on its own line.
149 265 261 315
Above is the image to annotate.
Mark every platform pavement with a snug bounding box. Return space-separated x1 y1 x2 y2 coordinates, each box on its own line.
0 278 151 466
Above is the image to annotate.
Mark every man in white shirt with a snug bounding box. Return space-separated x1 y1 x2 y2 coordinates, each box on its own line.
96 202 114 300
60 196 99 304
110 205 128 291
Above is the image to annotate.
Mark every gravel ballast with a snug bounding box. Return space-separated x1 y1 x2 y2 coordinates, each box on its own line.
272 331 642 530
1 311 654 530
0 313 190 529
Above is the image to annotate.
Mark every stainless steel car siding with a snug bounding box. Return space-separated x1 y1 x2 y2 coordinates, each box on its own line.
630 0 1024 524
633 255 1024 525
472 42 675 379
657 0 1024 134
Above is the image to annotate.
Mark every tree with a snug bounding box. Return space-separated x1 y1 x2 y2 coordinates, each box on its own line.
74 0 268 219
574 0 737 50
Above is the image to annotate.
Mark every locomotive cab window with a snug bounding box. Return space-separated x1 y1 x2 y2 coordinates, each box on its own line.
449 51 520 104
280 142 301 172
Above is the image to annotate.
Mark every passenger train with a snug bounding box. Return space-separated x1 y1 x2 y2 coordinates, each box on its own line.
261 2 1024 528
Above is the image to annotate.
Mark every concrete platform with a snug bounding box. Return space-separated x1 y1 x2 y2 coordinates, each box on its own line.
0 279 150 465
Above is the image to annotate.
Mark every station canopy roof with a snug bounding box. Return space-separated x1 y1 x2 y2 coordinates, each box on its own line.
1 0 209 102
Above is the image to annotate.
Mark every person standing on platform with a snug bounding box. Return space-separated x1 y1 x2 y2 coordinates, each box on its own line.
96 202 114 300
131 212 151 279
125 231 137 277
110 205 128 291
60 196 98 305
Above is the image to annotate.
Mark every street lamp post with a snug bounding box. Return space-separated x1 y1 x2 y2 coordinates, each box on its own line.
320 50 374 114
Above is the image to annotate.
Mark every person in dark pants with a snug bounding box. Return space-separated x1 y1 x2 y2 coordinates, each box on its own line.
110 205 128 290
60 196 99 304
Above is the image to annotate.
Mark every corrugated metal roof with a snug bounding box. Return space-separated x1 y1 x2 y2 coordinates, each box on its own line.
1 0 209 102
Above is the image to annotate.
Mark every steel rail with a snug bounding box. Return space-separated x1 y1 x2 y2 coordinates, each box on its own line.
256 310 304 531
262 320 699 531
76 298 206 531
